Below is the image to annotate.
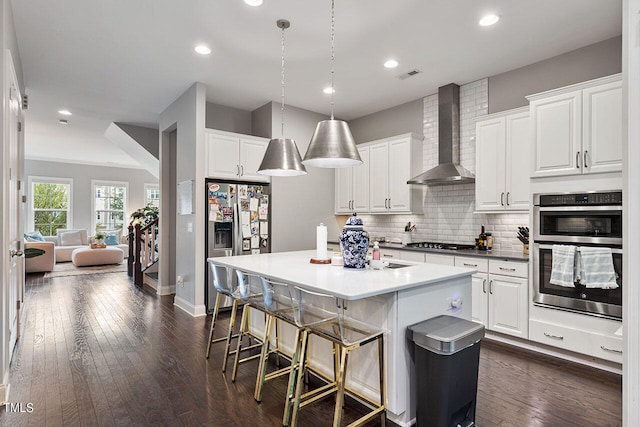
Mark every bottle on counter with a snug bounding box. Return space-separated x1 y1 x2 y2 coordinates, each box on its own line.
478 225 487 250
486 232 493 251
372 241 381 260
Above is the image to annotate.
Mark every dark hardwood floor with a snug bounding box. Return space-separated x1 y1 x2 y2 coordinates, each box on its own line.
0 271 621 426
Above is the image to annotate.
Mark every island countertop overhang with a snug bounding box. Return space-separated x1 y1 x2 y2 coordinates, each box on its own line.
207 250 476 300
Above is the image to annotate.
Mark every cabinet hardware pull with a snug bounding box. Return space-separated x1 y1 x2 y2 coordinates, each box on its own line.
240 165 244 176
584 150 589 168
387 198 391 209
506 192 510 206
543 332 564 340
237 165 240 175
544 332 564 340
464 263 477 267
482 279 486 294
383 254 394 258
600 345 622 354
576 151 581 169
489 280 493 294
500 192 504 206
499 267 516 272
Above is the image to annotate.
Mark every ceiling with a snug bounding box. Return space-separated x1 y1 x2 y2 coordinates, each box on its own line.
12 0 622 168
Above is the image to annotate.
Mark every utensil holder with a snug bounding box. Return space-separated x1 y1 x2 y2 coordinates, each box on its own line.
523 243 529 255
401 232 412 245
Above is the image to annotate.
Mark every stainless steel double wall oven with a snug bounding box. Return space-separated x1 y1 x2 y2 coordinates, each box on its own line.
533 191 622 319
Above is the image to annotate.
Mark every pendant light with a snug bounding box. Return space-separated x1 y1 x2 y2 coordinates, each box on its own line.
258 19 307 177
302 0 362 168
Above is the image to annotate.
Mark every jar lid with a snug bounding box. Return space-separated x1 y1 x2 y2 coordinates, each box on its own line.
345 212 363 226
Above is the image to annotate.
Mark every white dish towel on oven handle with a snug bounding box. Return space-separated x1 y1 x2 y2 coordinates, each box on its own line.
550 245 577 287
576 247 618 289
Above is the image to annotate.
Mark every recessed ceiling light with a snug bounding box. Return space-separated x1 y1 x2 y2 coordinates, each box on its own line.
479 14 500 26
244 0 263 6
58 109 72 116
58 119 68 125
323 87 335 94
384 59 399 69
194 45 212 55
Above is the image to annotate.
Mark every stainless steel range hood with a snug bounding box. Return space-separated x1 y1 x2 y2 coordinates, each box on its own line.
407 83 475 185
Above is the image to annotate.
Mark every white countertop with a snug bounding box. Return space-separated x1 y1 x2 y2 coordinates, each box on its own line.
208 250 475 300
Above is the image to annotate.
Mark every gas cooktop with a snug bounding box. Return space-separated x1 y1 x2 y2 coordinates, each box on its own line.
405 242 476 251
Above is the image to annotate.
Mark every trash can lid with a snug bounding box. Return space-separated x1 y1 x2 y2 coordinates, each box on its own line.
407 315 485 355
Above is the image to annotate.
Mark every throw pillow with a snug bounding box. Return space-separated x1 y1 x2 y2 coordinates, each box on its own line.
103 229 123 244
104 233 119 246
59 230 83 246
24 231 46 242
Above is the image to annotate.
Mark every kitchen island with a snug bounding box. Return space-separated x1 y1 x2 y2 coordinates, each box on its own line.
208 250 475 426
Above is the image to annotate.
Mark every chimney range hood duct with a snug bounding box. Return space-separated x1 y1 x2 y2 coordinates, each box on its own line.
407 83 475 185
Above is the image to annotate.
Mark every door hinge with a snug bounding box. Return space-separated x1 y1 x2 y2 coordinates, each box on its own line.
21 195 27 203
17 122 22 132
17 180 21 191
16 300 20 310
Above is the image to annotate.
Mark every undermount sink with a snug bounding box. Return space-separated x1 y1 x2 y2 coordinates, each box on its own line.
385 262 411 269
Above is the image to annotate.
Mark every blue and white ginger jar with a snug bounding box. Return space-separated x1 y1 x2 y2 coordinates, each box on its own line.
339 213 369 269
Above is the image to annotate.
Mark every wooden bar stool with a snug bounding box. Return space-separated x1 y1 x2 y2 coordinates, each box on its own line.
287 286 387 427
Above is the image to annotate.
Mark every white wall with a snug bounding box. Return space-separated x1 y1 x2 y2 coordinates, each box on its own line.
159 82 207 316
24 159 158 234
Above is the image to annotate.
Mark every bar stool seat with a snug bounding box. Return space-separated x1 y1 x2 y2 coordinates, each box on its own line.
288 286 387 427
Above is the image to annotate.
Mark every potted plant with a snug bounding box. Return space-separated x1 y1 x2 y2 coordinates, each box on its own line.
130 204 159 226
93 231 106 245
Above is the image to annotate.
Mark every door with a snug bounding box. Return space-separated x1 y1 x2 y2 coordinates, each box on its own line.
582 81 623 174
531 90 582 178
475 117 506 211
334 166 353 213
471 273 488 325
8 56 24 357
352 146 370 212
505 112 530 210
488 275 528 338
387 138 412 212
368 142 389 212
239 138 269 182
206 132 239 179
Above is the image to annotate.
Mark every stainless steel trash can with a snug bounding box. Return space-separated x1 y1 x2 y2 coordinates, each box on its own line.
407 315 485 427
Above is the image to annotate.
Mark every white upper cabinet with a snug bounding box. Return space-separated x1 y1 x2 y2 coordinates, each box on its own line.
335 146 370 214
528 74 622 178
335 133 423 214
205 129 270 182
475 108 530 212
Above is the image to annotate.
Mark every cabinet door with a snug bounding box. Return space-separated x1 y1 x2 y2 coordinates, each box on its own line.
425 253 455 266
505 112 531 210
352 146 370 212
582 81 623 175
207 133 240 179
471 273 489 326
387 138 412 212
335 166 353 214
239 138 269 182
488 275 528 339
475 117 506 211
369 142 389 212
530 91 582 178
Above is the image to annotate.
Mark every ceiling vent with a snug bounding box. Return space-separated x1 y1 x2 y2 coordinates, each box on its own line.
396 69 422 80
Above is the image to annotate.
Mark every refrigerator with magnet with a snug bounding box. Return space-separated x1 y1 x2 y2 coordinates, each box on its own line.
205 179 271 312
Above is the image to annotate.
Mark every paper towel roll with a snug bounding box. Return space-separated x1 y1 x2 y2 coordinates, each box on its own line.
316 223 328 260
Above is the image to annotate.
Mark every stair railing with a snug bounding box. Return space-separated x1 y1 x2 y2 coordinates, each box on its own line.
128 218 159 286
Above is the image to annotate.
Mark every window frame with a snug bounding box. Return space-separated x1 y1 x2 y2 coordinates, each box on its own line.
27 176 73 236
91 180 129 232
144 183 160 208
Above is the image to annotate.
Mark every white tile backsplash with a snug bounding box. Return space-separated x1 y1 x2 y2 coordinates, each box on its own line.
361 78 530 252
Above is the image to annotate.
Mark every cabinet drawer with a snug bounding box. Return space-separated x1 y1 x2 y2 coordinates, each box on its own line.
327 243 341 254
425 253 454 266
489 260 528 278
380 249 400 259
455 256 488 273
529 319 623 363
399 251 425 263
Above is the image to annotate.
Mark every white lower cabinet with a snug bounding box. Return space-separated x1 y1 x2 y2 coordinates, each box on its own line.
399 251 425 263
425 253 455 266
456 257 528 339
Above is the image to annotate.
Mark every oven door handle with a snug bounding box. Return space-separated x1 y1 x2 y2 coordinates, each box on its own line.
535 243 623 255
534 205 623 212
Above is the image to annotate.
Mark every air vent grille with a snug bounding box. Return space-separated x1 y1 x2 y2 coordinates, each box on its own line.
396 69 422 80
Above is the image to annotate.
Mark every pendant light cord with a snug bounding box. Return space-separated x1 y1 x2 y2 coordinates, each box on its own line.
329 0 335 120
280 23 286 138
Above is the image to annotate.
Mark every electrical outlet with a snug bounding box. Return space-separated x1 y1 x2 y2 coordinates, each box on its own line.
447 296 463 310
176 275 184 287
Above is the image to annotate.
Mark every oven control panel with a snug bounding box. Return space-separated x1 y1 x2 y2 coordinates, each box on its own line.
538 191 622 207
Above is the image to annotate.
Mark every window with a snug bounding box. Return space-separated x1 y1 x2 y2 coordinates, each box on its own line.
29 177 72 236
144 183 159 208
92 180 128 231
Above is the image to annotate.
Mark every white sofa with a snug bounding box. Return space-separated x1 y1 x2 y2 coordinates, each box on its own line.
46 229 129 262
25 241 56 273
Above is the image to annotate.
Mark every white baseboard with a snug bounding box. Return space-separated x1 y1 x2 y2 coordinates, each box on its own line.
173 295 207 317
156 284 175 296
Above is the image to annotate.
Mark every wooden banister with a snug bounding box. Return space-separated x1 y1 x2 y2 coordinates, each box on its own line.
127 218 159 287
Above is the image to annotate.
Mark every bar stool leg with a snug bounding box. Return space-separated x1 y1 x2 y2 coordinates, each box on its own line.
289 329 310 427
232 302 251 381
206 292 222 359
332 346 350 427
254 313 275 401
378 335 386 427
221 299 240 372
